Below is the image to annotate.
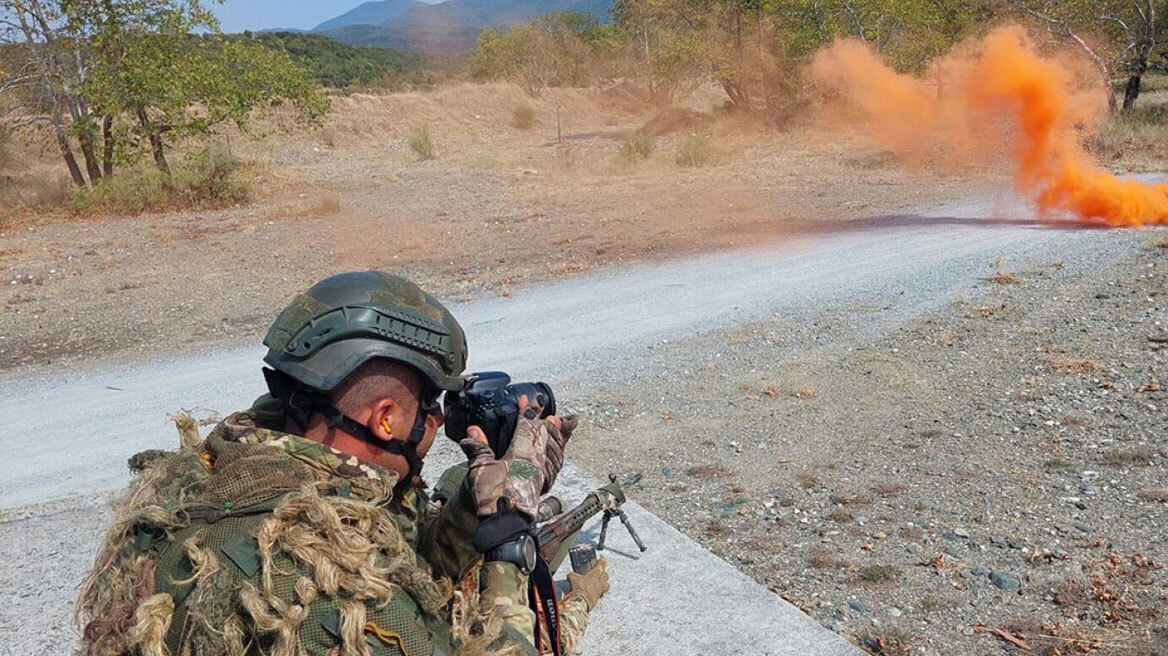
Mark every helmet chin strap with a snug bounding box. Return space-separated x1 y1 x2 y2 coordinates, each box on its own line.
264 367 435 482
313 398 433 483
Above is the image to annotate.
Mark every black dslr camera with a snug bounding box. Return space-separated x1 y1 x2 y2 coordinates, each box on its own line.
444 371 556 458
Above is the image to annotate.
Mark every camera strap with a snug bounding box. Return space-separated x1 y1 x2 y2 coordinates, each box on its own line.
529 554 563 656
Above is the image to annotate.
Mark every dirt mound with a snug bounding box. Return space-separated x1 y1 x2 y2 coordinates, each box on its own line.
641 108 708 136
598 81 656 115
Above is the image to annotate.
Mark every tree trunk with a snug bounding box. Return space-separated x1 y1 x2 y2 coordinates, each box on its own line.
54 125 86 187
136 107 169 174
101 115 114 177
78 128 103 185
1121 74 1142 114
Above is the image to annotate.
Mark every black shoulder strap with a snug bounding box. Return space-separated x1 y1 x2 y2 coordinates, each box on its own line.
529 555 562 656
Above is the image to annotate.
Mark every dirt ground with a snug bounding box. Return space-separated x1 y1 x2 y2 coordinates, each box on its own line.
0 82 993 373
571 232 1168 655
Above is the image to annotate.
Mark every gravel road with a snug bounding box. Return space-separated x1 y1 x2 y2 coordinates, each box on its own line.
0 191 1157 655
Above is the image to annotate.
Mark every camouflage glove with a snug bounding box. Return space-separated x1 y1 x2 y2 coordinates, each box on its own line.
459 397 550 520
565 557 609 611
541 414 578 494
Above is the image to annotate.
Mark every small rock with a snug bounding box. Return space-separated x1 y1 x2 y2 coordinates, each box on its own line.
849 600 870 613
953 527 970 538
990 535 1008 548
1074 522 1091 533
990 571 1021 590
887 607 902 618
971 565 989 576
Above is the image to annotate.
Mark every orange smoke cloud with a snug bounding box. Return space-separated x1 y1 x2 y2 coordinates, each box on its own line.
810 25 1168 226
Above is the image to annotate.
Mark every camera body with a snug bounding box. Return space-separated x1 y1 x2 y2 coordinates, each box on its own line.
444 371 556 458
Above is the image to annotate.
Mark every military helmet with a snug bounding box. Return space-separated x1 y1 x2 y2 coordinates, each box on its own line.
262 271 467 392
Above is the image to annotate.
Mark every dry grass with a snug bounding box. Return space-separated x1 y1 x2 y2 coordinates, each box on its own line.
675 134 713 167
1087 101 1168 173
807 545 846 569
1099 446 1156 467
870 482 908 498
408 125 435 160
303 195 341 216
827 508 853 523
1053 359 1098 375
1136 488 1168 502
796 471 822 489
858 564 901 583
620 131 656 161
686 464 733 479
1043 458 1078 471
512 102 536 129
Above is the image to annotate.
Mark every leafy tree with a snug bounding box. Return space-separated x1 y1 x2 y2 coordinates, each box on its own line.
73 0 328 173
0 0 327 185
2 0 100 185
468 11 616 94
614 0 987 111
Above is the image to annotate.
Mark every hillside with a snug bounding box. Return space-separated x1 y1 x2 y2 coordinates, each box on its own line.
312 0 428 32
314 0 614 52
251 32 426 87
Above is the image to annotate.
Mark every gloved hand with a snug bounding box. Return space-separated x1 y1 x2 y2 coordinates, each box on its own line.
565 558 609 611
541 414 578 494
459 395 550 520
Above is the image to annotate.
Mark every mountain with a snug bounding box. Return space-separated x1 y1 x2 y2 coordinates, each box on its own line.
312 0 429 32
320 23 484 52
312 0 614 53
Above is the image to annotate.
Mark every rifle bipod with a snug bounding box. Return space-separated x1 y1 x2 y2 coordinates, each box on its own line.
597 474 647 553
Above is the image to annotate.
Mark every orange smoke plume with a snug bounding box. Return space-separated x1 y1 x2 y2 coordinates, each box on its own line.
810 25 1168 226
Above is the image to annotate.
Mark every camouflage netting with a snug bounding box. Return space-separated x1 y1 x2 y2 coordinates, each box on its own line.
76 415 525 656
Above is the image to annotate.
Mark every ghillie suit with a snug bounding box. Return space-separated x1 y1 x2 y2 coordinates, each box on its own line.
74 398 583 656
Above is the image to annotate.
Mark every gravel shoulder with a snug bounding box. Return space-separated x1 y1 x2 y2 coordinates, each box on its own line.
568 230 1168 655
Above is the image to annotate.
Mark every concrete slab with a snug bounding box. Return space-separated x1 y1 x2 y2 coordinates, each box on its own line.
548 466 863 656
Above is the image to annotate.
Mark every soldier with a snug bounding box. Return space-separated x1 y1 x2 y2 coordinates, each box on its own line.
76 271 609 656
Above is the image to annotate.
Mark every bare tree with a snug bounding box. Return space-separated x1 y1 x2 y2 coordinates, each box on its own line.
1012 0 1158 114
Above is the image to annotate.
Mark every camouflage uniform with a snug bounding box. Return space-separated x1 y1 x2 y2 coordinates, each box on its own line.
76 396 594 656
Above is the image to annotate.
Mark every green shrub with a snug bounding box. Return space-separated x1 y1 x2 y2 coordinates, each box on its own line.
512 102 537 129
675 134 712 168
66 146 248 216
408 125 435 160
621 131 655 160
174 146 248 206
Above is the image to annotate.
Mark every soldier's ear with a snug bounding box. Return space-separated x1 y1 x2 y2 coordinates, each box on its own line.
369 399 397 442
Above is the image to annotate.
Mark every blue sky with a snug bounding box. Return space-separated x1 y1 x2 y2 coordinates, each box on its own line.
211 0 440 33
